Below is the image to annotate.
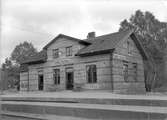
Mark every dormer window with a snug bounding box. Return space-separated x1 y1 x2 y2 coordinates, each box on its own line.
66 46 72 56
53 49 59 58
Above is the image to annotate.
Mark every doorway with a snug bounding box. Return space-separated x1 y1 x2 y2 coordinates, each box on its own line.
38 75 44 91
66 68 74 90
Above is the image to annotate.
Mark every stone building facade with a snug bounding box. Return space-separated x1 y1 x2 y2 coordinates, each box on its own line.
20 29 147 92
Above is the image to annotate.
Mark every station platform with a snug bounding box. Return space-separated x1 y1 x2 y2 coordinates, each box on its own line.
1 91 167 120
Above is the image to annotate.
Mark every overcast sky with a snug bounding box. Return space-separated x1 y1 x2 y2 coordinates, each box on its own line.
0 0 167 65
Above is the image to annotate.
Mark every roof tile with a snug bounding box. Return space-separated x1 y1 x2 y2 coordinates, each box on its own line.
21 50 47 64
76 29 133 56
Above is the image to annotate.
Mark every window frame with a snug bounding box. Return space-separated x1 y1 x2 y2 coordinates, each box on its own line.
133 63 138 82
127 41 131 54
86 65 97 84
123 61 129 82
53 49 59 58
66 46 72 56
53 69 60 85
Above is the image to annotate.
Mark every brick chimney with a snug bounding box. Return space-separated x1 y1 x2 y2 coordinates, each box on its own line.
87 32 95 39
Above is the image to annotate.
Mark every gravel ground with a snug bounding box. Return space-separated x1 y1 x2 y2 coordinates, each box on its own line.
1 116 37 120
1 90 167 100
1 115 100 120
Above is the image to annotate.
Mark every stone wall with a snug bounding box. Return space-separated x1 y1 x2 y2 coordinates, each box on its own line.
20 36 146 92
44 66 66 91
112 37 145 93
43 54 112 91
43 37 113 91
74 54 112 90
47 38 85 61
20 72 28 91
28 64 44 91
20 37 113 91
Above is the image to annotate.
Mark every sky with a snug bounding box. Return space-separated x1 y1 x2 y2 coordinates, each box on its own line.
0 0 167 65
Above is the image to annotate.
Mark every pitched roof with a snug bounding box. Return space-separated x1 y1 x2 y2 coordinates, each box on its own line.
76 29 148 60
76 29 133 55
21 50 47 64
43 34 90 49
21 29 148 65
21 34 90 65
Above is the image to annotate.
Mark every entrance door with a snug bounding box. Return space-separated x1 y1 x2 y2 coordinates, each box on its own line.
38 75 43 91
66 68 74 90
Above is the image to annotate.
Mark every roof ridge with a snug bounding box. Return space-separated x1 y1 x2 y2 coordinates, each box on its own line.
76 29 148 58
84 29 134 41
59 34 82 41
43 33 90 49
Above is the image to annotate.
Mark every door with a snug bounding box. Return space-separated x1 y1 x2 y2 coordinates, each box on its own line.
66 69 74 90
38 75 44 90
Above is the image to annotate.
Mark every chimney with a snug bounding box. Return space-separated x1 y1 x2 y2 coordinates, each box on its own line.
87 32 95 39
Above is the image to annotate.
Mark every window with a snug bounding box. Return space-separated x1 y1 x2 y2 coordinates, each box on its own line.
127 41 131 54
53 49 59 58
123 61 128 82
133 63 137 82
53 69 60 85
86 65 97 83
66 46 72 56
127 40 133 55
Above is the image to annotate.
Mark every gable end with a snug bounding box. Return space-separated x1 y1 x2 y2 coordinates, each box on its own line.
43 34 90 50
130 33 148 60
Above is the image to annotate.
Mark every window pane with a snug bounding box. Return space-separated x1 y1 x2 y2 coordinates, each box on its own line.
127 41 130 54
86 65 97 83
54 69 60 85
93 65 97 83
66 46 72 56
123 61 128 82
86 66 91 83
53 49 59 58
133 63 137 82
